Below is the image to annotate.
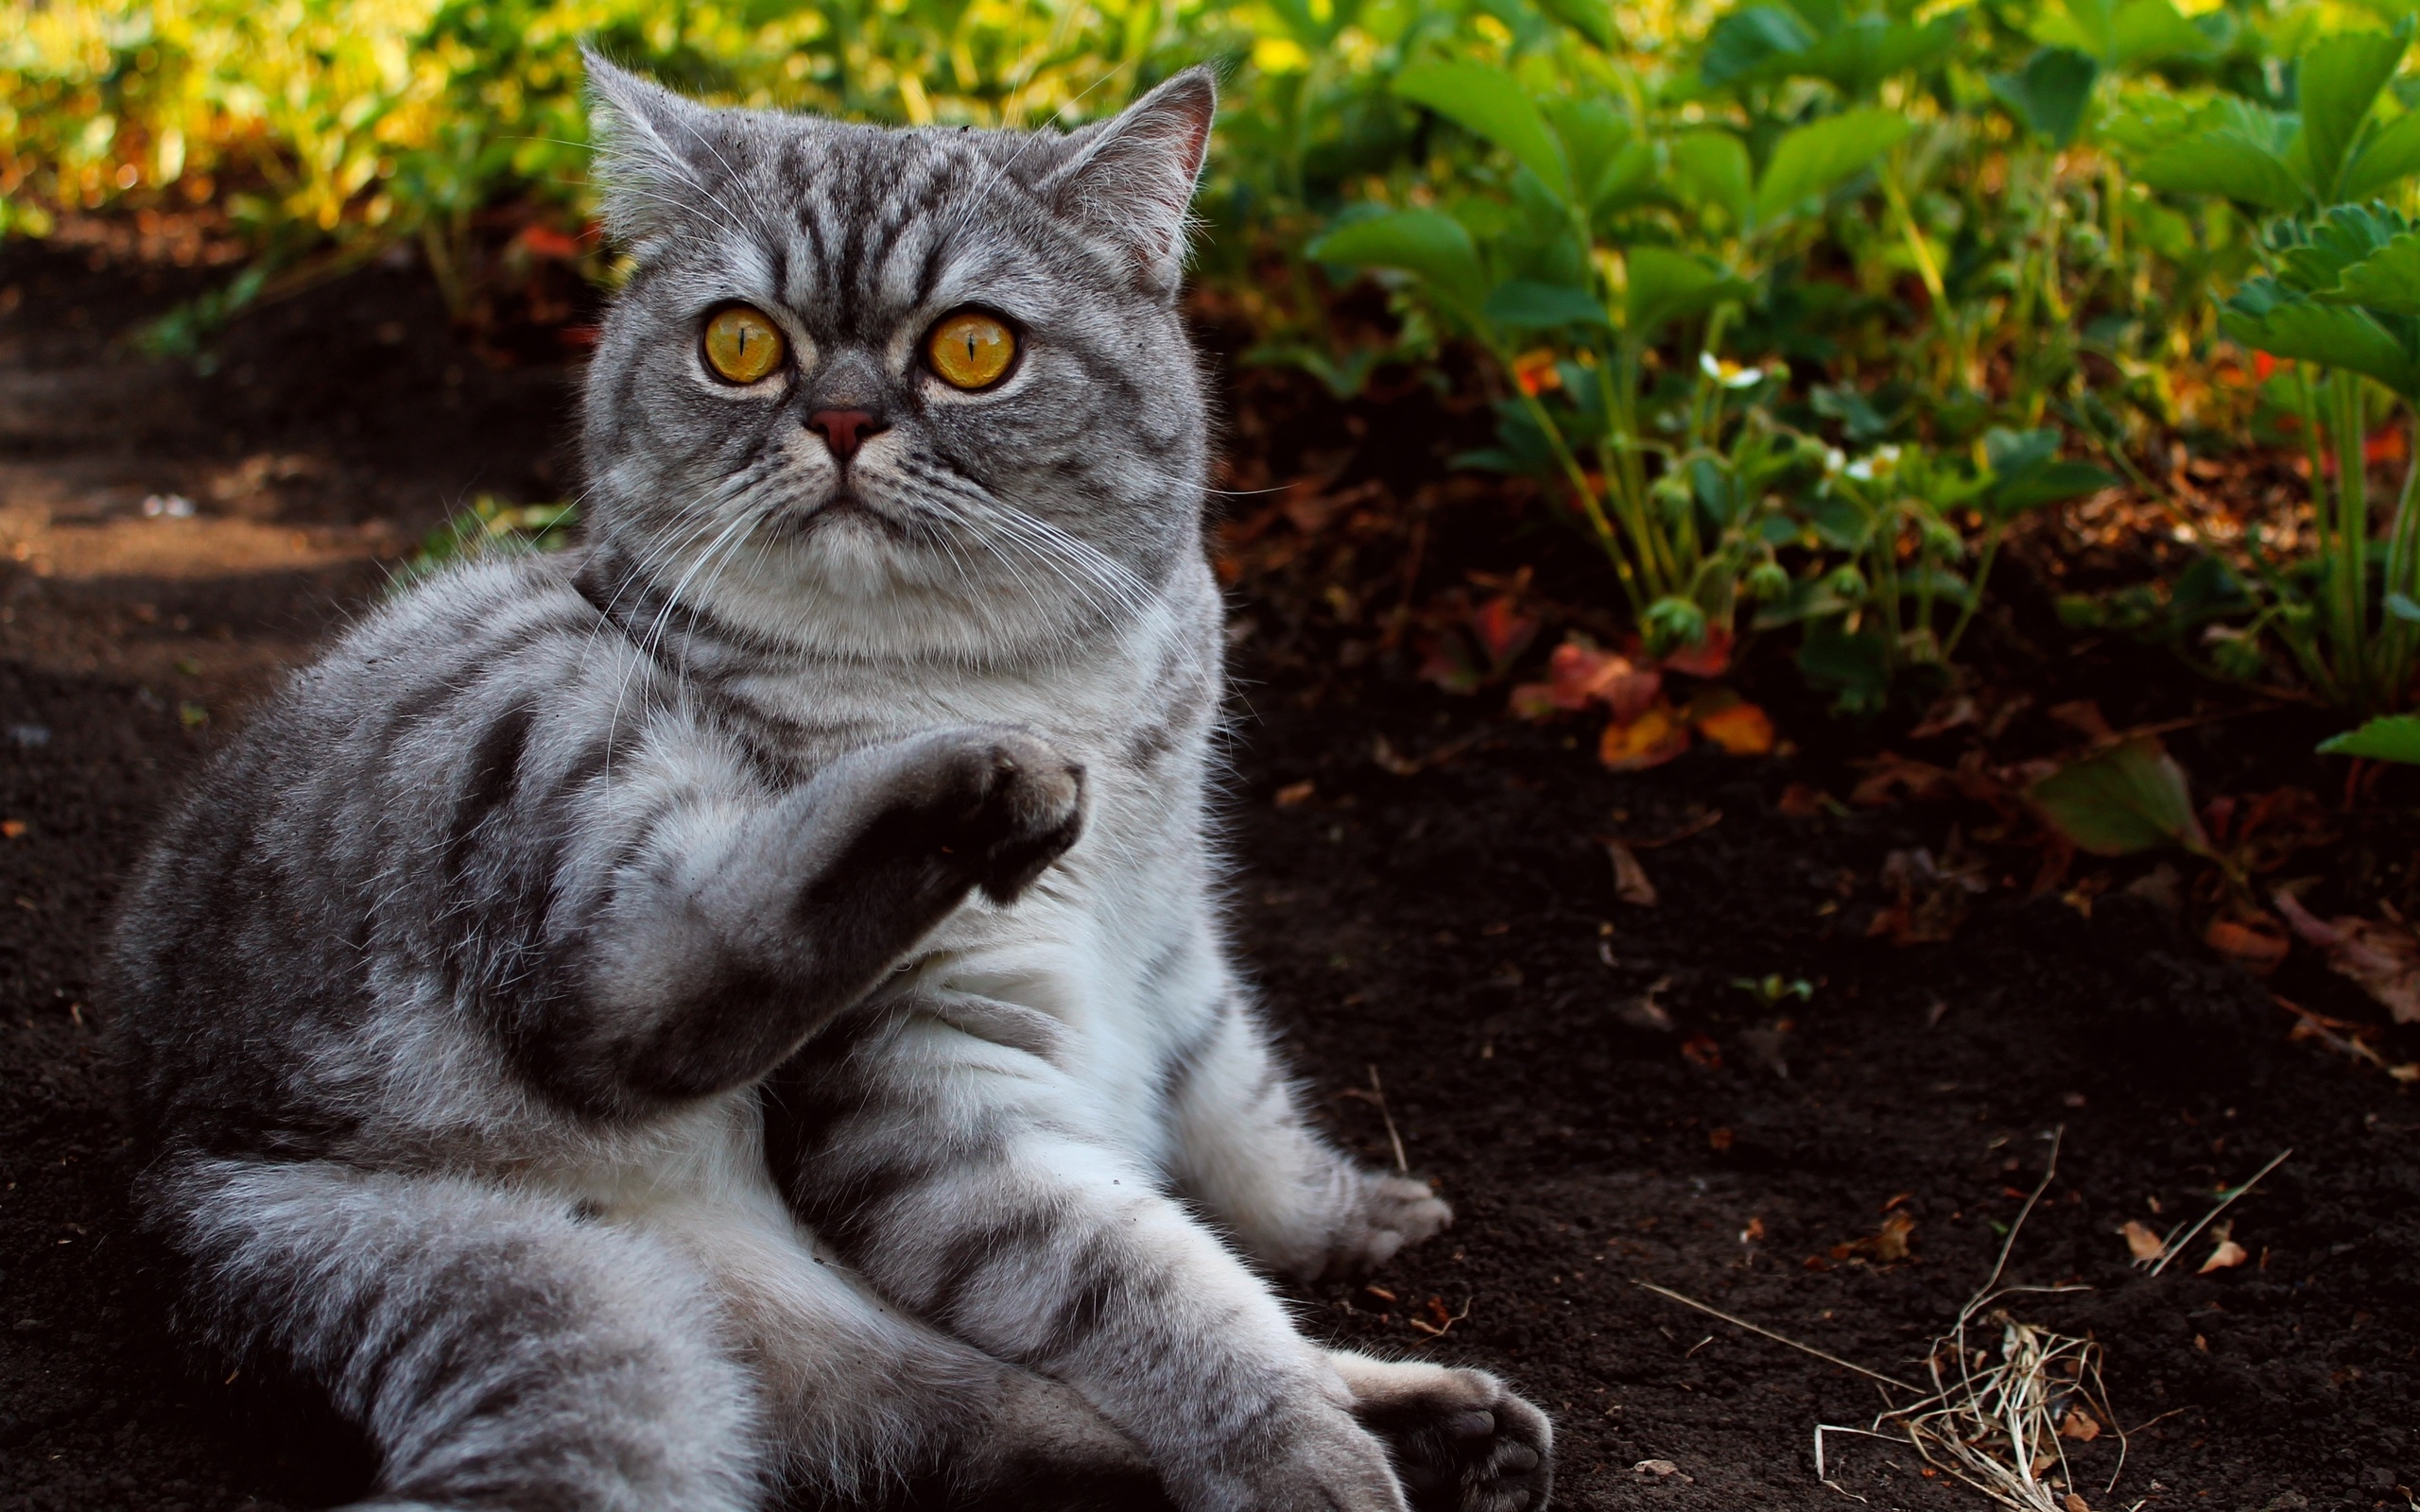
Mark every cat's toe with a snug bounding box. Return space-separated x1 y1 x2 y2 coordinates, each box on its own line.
1323 1176 1453 1277
1350 1364 1553 1512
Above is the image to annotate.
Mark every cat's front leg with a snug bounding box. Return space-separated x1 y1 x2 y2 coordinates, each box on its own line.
1166 988 1452 1280
562 724 1082 1105
777 1048 1411 1512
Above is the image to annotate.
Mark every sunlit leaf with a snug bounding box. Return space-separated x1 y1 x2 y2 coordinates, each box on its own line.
1534 0 1618 51
1308 210 1488 316
2297 26 2411 199
1672 129 1754 230
1753 107 1913 227
1392 62 1569 201
2321 232 2420 317
2132 131 2308 212
2221 282 2420 398
2342 110 2420 200
2029 735 2211 856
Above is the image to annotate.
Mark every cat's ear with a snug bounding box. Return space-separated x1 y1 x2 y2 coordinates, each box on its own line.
1041 67 1218 295
583 49 729 249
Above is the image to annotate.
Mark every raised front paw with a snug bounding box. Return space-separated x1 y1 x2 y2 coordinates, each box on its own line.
1322 1174 1454 1279
1336 1356 1553 1512
916 727 1086 905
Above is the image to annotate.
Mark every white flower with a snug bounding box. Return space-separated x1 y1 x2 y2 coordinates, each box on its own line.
1699 352 1765 388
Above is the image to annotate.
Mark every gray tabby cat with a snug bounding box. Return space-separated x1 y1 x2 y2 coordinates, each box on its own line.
107 55 1553 1512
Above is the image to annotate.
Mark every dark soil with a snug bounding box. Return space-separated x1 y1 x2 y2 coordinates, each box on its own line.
4 237 2416 1512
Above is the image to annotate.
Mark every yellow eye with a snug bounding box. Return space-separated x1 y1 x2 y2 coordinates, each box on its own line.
926 310 1016 390
702 306 786 384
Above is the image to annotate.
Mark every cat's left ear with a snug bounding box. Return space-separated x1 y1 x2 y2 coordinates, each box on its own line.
1041 67 1218 296
583 49 730 250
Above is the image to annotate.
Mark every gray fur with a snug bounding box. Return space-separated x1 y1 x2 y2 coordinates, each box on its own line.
109 56 1551 1512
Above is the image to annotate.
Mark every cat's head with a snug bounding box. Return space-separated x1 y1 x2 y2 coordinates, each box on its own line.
576 55 1216 662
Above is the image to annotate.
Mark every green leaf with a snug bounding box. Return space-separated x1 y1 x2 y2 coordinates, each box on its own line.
1307 210 1488 316
1991 459 2121 514
2105 0 2214 66
1672 129 1754 230
2298 26 2411 199
1798 12 1968 96
1483 279 1611 328
2131 131 2308 212
1753 107 1913 227
2324 231 2420 316
1984 425 2062 477
1624 245 1750 333
1533 0 1618 51
1701 6 1818 88
1547 100 1647 212
2343 110 2420 200
2318 713 2420 763
2221 282 2420 397
1393 63 1569 201
1992 47 2100 146
2030 735 2211 856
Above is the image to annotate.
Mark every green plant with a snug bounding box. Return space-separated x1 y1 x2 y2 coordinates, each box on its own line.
2109 25 2420 712
1304 46 1919 660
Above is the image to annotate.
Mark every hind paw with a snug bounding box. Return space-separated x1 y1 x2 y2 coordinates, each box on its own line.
1333 1354 1553 1512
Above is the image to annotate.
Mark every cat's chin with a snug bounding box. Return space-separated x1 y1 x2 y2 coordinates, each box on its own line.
690 525 1096 664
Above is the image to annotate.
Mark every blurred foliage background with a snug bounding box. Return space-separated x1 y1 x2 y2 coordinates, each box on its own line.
9 0 2420 721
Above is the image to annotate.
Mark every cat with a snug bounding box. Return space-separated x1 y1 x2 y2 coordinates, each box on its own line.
106 54 1553 1512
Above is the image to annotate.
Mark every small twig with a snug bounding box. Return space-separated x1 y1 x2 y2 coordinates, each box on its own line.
1966 1125 2063 1323
2148 1148 2291 1277
1367 1064 1408 1175
1406 1294 1475 1338
1633 1282 1923 1393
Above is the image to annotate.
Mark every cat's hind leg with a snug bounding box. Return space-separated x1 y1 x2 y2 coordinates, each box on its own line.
145 1156 763 1512
1164 987 1450 1280
1330 1352 1553 1512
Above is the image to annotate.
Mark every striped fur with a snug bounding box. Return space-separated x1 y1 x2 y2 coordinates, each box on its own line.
107 59 1550 1512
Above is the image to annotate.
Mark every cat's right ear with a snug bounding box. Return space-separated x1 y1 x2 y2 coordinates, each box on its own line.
583 49 725 250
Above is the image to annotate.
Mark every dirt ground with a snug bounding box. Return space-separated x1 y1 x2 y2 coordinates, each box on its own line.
3 237 2416 1512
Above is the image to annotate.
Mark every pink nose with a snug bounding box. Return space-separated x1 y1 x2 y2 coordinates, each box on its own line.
808 409 882 461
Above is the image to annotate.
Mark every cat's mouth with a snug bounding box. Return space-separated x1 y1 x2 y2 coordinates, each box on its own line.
777 486 914 541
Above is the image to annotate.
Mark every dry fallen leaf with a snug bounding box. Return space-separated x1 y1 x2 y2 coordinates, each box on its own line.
1693 698 1775 756
1273 780 1316 808
1830 1211 1916 1264
1634 1459 1689 1481
0 819 26 839
1599 699 1691 771
2121 1220 2165 1262
2205 914 2290 975
2273 889 2420 1022
2065 1494 2092 1512
1740 1216 1766 1242
2200 1239 2249 1274
1605 840 1658 907
2058 1405 2102 1443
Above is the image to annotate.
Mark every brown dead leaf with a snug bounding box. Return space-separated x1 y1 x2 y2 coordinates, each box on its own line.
2204 913 2290 975
1740 1216 1766 1242
1679 1034 1723 1070
1831 1211 1916 1264
1274 780 1316 808
2048 699 2114 740
0 819 26 839
1776 783 1834 817
2058 1405 2103 1443
2121 1220 2165 1263
2273 889 2420 1022
2065 1494 2092 1512
2200 1239 2249 1274
1599 699 1691 771
1693 697 1776 757
1850 751 1959 807
1605 840 1658 907
1707 1126 1735 1151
